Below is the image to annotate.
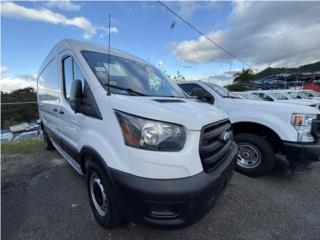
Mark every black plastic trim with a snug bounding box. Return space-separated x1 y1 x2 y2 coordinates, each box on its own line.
108 142 237 229
284 140 320 162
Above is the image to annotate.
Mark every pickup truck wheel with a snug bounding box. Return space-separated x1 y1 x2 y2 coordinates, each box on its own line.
86 160 122 228
43 129 54 150
234 133 275 176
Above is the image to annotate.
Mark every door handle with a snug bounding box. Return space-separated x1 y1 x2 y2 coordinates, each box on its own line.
53 109 58 112
59 111 64 115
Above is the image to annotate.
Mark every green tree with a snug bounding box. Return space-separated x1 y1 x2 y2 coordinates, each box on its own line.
172 71 185 82
233 68 254 84
1 87 38 129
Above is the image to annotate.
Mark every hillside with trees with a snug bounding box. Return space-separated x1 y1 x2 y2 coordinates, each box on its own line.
254 61 320 80
1 87 38 129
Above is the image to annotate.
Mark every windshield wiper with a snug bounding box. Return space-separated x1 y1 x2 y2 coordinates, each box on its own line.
104 84 146 96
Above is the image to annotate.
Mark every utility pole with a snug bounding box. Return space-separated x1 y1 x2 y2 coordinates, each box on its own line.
284 67 287 89
295 67 300 90
229 62 232 85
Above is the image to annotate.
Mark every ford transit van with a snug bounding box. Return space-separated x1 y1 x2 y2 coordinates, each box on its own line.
37 39 237 229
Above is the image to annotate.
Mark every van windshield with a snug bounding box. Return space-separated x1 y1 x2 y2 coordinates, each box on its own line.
82 50 185 97
204 82 240 99
270 92 289 100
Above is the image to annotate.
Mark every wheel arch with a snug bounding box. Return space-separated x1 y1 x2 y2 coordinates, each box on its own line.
80 146 113 179
232 122 284 153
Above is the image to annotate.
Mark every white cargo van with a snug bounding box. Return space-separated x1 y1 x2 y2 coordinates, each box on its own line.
37 39 237 229
178 81 320 176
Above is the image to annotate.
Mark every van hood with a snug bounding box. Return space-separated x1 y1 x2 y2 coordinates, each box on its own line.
108 95 228 130
224 99 320 114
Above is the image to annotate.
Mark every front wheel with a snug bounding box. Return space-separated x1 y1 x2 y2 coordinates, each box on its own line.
234 133 275 176
86 160 122 228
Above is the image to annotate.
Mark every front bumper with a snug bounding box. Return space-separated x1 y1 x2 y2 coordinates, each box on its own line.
284 140 320 162
109 143 237 229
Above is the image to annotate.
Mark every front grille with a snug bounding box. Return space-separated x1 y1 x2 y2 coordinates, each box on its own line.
311 115 320 140
199 120 234 172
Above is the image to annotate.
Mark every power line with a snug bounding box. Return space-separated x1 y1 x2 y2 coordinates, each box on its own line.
157 0 253 69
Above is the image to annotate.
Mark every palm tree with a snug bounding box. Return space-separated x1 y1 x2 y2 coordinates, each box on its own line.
233 68 254 84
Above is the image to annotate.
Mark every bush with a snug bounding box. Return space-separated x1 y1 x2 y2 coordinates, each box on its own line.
225 84 253 92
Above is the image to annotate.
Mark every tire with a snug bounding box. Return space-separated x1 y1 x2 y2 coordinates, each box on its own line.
42 128 55 151
85 159 122 228
234 133 275 176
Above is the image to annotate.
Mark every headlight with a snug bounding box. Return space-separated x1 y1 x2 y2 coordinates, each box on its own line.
291 114 317 142
115 110 186 151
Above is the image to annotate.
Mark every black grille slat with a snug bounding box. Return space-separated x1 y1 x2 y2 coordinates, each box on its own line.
202 122 232 139
311 117 320 139
200 140 224 152
199 120 234 172
204 140 233 164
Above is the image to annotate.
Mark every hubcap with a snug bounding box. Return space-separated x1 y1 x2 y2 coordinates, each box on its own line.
90 173 108 216
237 143 262 169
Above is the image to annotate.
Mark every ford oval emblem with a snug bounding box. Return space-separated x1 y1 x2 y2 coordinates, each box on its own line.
223 131 231 142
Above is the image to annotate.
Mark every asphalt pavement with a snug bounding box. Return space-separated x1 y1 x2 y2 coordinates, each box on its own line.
1 150 320 240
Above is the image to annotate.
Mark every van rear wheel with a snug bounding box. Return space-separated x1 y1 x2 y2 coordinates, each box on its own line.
234 133 275 176
86 160 122 228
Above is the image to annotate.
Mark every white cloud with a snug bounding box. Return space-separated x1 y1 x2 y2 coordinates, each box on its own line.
97 26 119 38
45 0 81 11
1 1 95 38
173 1 320 67
169 1 221 20
1 66 9 74
184 69 240 87
0 74 37 93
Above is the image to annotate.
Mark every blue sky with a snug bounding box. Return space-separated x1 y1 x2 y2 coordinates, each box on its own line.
1 1 320 91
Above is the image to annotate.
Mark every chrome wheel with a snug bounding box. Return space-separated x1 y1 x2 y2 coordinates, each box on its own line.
237 143 262 169
90 173 108 216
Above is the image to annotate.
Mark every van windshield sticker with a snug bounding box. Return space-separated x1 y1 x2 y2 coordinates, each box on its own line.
103 63 127 77
95 67 106 72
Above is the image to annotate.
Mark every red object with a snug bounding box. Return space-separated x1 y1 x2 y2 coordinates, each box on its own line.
303 76 320 91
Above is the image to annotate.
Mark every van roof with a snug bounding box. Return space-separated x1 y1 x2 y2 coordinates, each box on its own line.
38 39 146 75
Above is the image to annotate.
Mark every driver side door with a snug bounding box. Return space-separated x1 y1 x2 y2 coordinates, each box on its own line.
59 52 85 159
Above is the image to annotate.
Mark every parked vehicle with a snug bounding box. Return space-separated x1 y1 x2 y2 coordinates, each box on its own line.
249 90 320 109
9 122 28 133
25 122 40 131
300 90 320 100
37 39 237 229
178 81 320 176
232 92 263 101
276 90 320 109
303 78 320 91
13 130 40 142
1 129 13 143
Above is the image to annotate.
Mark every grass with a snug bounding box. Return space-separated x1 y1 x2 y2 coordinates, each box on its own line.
1 139 44 154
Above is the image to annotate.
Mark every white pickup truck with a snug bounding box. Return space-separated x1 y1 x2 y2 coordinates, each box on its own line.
178 81 320 176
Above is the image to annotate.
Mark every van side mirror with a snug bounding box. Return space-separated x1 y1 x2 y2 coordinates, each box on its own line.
190 88 214 104
70 79 83 112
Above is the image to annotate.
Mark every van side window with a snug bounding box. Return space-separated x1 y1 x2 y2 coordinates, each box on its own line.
38 58 59 101
73 60 85 82
62 56 85 100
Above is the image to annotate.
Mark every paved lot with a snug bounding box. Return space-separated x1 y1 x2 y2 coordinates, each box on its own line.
1 149 320 240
